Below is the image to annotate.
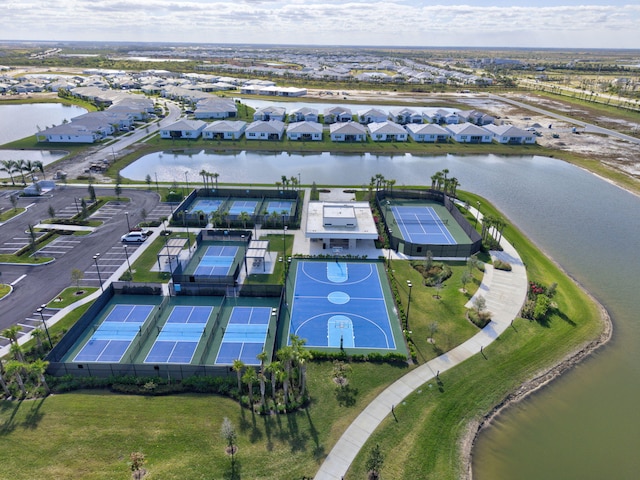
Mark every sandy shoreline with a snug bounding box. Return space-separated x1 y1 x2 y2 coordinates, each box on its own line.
460 274 613 479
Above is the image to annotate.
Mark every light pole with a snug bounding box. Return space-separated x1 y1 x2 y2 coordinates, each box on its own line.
74 197 80 215
387 229 393 269
282 225 288 261
406 280 413 330
298 172 301 191
125 211 131 231
123 244 132 276
93 253 103 291
36 305 53 349
185 171 189 194
475 201 481 228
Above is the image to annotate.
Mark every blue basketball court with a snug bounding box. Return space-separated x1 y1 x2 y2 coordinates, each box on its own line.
228 200 259 215
289 261 396 350
144 306 212 364
391 206 456 245
188 198 224 215
74 304 154 363
194 245 239 276
215 307 271 365
265 200 295 215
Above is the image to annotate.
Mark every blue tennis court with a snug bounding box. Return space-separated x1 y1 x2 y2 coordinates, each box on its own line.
188 198 224 215
215 307 271 365
228 200 258 215
194 245 239 276
145 306 212 363
265 200 295 215
74 304 154 363
289 261 396 350
391 206 456 245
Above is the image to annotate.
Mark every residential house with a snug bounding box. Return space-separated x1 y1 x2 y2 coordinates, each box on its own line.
389 107 422 125
36 117 114 143
484 124 536 144
253 106 286 122
367 121 408 142
446 123 492 143
245 120 285 140
458 109 495 126
194 98 238 119
329 122 367 142
323 106 353 124
358 108 388 124
286 121 323 141
159 119 207 139
405 123 451 143
203 120 247 140
425 109 460 125
288 107 319 123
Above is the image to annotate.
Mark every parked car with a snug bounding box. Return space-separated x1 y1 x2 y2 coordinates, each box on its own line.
129 227 153 237
121 231 147 243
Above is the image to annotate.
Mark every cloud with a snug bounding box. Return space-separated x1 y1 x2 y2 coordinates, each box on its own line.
1 2 639 48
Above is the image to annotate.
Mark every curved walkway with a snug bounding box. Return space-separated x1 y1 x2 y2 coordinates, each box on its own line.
314 227 528 480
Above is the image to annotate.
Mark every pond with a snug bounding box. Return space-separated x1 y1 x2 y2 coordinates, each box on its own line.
0 103 87 145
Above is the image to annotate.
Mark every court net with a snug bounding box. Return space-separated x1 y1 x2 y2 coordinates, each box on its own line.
396 218 449 225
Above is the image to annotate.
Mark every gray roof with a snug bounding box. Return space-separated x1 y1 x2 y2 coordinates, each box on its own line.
286 121 323 134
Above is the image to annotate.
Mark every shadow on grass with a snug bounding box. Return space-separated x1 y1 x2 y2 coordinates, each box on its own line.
305 407 325 461
335 384 358 407
23 397 46 429
223 457 241 480
0 399 23 436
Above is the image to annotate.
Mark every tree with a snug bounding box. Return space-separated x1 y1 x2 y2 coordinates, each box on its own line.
80 199 89 220
29 358 50 395
47 205 56 219
10 193 18 211
428 321 439 343
0 360 12 397
242 367 258 406
199 169 208 189
0 159 18 185
276 346 294 405
115 173 123 200
231 359 245 394
265 360 282 403
212 172 220 189
5 361 27 397
71 268 84 290
10 342 26 363
220 417 237 460
145 174 152 190
33 160 45 180
31 328 45 352
460 270 472 293
129 452 146 480
423 250 434 271
2 325 22 346
238 211 250 229
87 184 96 202
474 295 487 315
366 444 385 480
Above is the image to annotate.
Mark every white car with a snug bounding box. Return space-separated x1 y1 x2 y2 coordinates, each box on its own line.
121 231 147 243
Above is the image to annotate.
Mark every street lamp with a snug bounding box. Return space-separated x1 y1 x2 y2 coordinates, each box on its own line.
36 305 53 349
184 171 189 194
387 229 393 269
298 172 301 191
74 197 80 215
475 201 481 228
282 225 288 260
125 211 131 231
406 280 413 330
123 244 132 276
93 253 103 291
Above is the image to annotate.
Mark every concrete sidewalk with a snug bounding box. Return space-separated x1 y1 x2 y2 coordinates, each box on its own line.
314 217 528 480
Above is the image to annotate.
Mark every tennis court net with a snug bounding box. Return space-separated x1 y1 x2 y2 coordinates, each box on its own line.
396 218 449 225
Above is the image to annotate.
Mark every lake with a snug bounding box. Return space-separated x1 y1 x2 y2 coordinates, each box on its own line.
0 103 87 145
122 148 640 478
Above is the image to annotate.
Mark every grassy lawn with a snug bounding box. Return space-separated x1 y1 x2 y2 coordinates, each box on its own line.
0 361 408 480
345 194 605 480
0 207 25 222
45 286 99 309
0 283 11 299
127 232 196 283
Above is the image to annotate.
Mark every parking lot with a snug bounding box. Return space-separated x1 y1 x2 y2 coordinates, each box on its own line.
0 186 172 344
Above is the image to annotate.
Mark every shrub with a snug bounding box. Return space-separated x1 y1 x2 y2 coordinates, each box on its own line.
493 259 512 271
468 309 491 328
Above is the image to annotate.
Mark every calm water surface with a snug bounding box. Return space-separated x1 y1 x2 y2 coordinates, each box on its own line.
0 103 87 145
123 150 640 479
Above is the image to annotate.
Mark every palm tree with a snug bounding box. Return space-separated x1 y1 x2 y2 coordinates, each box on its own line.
0 360 12 397
231 359 245 394
31 328 45 352
277 345 294 405
33 160 46 180
297 349 312 396
29 358 50 395
238 211 251 229
242 367 258 406
0 160 18 185
199 169 208 189
2 325 22 346
5 360 27 397
269 210 279 227
265 360 282 403
16 159 28 184
256 350 269 409
10 343 26 363
449 177 460 197
212 172 220 190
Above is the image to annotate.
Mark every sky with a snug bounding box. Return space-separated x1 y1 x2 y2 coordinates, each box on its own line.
2 1 640 49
